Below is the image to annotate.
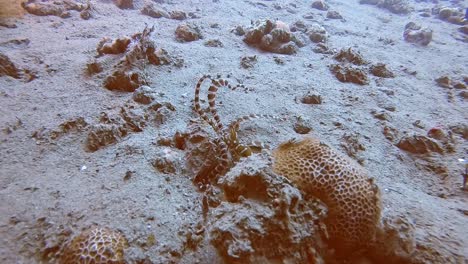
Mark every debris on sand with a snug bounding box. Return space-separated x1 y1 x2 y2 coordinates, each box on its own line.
458 25 468 35
293 116 313 134
208 154 328 263
307 23 328 43
141 4 189 20
90 26 171 92
298 92 322 105
240 55 257 69
435 75 467 89
141 3 169 18
383 125 399 142
377 0 412 14
114 0 133 10
333 48 367 65
403 22 432 46
370 63 394 78
326 10 343 20
396 134 444 154
2 0 468 263
97 37 131 56
313 43 334 54
459 90 468 99
86 61 103 75
450 124 468 140
204 39 223 47
330 64 369 85
435 7 466 25
151 147 184 174
0 52 21 79
330 48 394 84
169 10 187 20
311 0 329 11
435 75 451 88
79 1 93 20
175 23 203 42
360 0 412 15
242 19 301 54
21 0 85 18
104 70 145 92
369 213 416 263
49 117 88 140
341 133 366 163
86 101 175 152
434 75 468 100
0 52 37 82
132 85 157 105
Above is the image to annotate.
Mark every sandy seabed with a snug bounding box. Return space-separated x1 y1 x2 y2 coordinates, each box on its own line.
0 0 467 263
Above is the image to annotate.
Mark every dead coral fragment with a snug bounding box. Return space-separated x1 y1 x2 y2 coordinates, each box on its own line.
360 0 412 15
0 53 21 79
311 0 329 11
308 24 328 43
59 227 128 264
330 48 371 84
97 37 131 56
104 70 145 92
21 0 85 17
396 135 443 154
330 64 369 85
334 48 367 65
273 137 381 255
141 3 169 18
370 63 394 78
378 0 412 14
86 124 122 152
326 10 343 19
299 92 322 104
204 39 224 47
243 19 299 54
114 0 133 9
210 155 327 263
403 22 432 46
49 117 88 140
369 213 416 263
240 55 257 69
86 102 174 152
170 10 187 20
175 23 202 42
96 26 171 92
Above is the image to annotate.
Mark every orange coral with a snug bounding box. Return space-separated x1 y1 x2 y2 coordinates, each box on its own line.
60 226 128 264
273 137 381 254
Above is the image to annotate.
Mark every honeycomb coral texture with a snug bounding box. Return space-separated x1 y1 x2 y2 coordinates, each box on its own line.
60 227 128 264
273 138 381 253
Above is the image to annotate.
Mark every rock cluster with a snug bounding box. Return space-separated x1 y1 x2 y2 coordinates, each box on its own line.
360 0 413 14
243 19 301 54
89 26 172 92
403 22 432 46
21 0 86 18
209 154 327 263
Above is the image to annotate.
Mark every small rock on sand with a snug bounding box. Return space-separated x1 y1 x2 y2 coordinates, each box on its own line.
0 53 21 79
396 135 444 154
403 22 432 46
175 23 202 42
141 3 169 18
311 0 329 11
326 10 343 19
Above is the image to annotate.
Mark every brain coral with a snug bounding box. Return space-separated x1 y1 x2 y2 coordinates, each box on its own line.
59 226 128 264
272 137 381 254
